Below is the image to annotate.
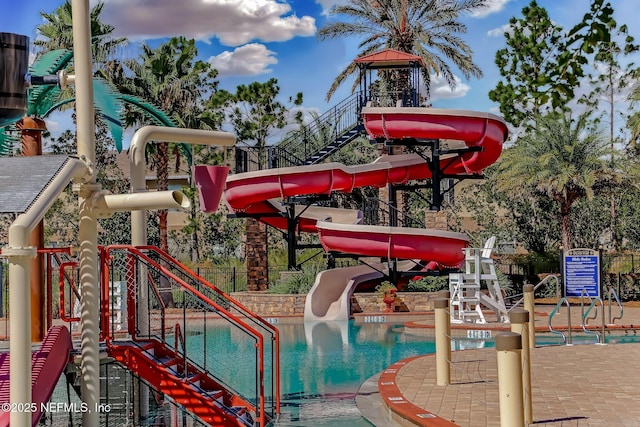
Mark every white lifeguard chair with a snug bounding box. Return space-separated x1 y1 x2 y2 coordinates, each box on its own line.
449 236 509 323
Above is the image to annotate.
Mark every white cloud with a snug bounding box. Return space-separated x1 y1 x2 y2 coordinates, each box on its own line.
209 43 277 77
314 0 347 15
98 0 316 46
470 0 511 18
429 74 470 101
488 23 510 38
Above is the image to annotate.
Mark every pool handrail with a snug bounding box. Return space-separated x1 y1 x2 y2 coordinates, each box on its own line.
581 294 605 344
607 287 624 325
507 274 561 311
548 297 572 345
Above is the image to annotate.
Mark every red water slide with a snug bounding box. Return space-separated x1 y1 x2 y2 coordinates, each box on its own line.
360 107 508 174
0 326 72 427
195 107 507 265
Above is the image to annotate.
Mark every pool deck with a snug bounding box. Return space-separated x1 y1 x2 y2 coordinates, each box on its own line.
358 305 640 427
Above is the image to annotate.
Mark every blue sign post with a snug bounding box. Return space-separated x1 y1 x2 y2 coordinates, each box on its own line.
563 248 601 298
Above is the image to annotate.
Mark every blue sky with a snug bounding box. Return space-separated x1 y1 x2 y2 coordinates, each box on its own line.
2 0 640 142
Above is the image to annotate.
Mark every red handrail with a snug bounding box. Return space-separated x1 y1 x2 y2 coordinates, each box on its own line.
135 245 281 411
103 246 276 426
58 261 80 323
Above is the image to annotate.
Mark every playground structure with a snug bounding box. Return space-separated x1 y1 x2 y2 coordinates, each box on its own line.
0 3 281 426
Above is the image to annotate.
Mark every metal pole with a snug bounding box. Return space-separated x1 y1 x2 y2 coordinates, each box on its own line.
8 249 34 426
523 284 536 348
496 332 525 427
510 309 532 424
71 0 102 425
434 298 450 385
438 290 452 363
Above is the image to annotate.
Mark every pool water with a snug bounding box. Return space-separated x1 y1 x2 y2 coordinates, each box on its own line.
269 321 489 426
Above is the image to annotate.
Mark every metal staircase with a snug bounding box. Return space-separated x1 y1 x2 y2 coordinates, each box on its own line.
236 92 365 172
58 246 279 427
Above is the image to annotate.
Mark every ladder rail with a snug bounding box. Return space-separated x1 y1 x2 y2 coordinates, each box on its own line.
607 287 624 325
548 297 572 345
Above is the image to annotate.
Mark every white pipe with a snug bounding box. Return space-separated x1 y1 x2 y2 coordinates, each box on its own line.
9 158 89 246
7 157 89 426
92 190 190 214
128 125 235 246
127 126 234 419
7 249 33 427
71 1 101 426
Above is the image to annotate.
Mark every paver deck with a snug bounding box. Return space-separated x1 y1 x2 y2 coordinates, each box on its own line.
368 306 640 426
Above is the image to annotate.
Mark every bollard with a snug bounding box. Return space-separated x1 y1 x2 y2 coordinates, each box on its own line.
510 309 532 425
523 284 536 348
437 290 452 363
434 298 450 385
496 332 525 427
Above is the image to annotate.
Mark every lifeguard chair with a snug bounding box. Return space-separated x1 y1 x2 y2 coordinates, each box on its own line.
449 236 508 323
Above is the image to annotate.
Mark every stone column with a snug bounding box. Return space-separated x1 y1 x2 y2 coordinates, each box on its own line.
246 218 269 291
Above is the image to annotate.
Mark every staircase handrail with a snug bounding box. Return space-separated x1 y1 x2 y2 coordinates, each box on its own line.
271 91 364 167
277 90 363 151
108 246 267 423
135 245 280 347
364 195 425 228
104 245 278 426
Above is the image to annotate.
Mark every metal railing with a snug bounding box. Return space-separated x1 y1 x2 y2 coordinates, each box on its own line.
101 245 280 427
506 274 561 310
268 91 364 169
607 287 624 324
548 297 572 345
580 292 605 344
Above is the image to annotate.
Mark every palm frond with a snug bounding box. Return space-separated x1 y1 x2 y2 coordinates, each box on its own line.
0 126 19 156
30 49 74 75
93 78 124 152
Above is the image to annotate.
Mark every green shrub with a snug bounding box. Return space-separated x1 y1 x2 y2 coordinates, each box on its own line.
268 265 323 294
405 276 449 292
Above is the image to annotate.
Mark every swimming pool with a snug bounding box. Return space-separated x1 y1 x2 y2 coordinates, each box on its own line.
269 320 487 426
45 321 640 426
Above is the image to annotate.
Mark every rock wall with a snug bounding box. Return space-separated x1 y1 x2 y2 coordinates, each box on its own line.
231 292 437 316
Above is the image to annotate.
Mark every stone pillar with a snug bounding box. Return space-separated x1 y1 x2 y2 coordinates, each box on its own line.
246 218 268 291
425 210 448 230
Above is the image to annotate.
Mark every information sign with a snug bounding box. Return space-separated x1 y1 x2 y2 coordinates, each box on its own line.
563 248 600 298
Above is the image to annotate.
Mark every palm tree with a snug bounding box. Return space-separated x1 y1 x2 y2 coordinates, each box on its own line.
117 37 219 253
492 112 608 251
318 0 486 101
34 0 127 63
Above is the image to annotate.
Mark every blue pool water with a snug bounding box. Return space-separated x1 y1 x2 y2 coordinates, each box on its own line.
262 321 488 426
185 320 488 425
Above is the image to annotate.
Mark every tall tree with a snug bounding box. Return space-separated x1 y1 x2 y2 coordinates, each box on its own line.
318 0 486 101
489 0 617 127
216 79 302 290
579 20 639 250
491 112 607 251
217 78 302 170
